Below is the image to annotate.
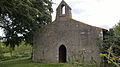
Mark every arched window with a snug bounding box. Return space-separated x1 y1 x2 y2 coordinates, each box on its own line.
61 5 65 14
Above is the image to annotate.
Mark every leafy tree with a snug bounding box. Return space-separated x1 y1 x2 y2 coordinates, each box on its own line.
114 21 120 36
100 29 120 56
99 29 120 67
113 21 120 56
0 0 53 49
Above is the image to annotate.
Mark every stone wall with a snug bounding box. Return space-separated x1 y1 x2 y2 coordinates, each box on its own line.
33 18 102 63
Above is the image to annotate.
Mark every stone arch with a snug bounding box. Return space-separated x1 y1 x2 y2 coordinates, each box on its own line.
59 45 67 63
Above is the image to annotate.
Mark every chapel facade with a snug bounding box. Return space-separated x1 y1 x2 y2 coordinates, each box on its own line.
32 0 107 63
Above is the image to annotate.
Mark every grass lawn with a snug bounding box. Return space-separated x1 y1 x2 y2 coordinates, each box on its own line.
0 58 99 67
0 59 73 67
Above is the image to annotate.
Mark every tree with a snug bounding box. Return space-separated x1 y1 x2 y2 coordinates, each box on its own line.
104 29 120 55
99 29 120 67
114 21 120 36
0 0 53 49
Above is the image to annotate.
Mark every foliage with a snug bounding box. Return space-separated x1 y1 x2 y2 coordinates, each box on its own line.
0 42 9 58
0 43 4 58
13 42 32 57
0 42 32 61
100 46 120 67
98 29 120 67
71 51 85 63
0 0 53 49
114 21 120 36
101 29 120 56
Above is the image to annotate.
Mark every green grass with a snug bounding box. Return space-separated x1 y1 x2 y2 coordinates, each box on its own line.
0 59 72 67
0 58 100 67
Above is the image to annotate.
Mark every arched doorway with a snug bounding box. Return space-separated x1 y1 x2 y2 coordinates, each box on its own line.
59 45 66 63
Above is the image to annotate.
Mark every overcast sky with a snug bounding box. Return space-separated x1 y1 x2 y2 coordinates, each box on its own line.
0 0 120 36
52 0 120 29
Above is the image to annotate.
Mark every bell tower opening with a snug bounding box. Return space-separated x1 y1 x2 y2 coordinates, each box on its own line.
62 5 65 15
55 0 72 20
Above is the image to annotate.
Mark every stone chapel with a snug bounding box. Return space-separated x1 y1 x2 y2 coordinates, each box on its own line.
32 0 107 63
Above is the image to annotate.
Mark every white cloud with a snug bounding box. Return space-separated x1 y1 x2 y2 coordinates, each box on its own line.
52 0 120 29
